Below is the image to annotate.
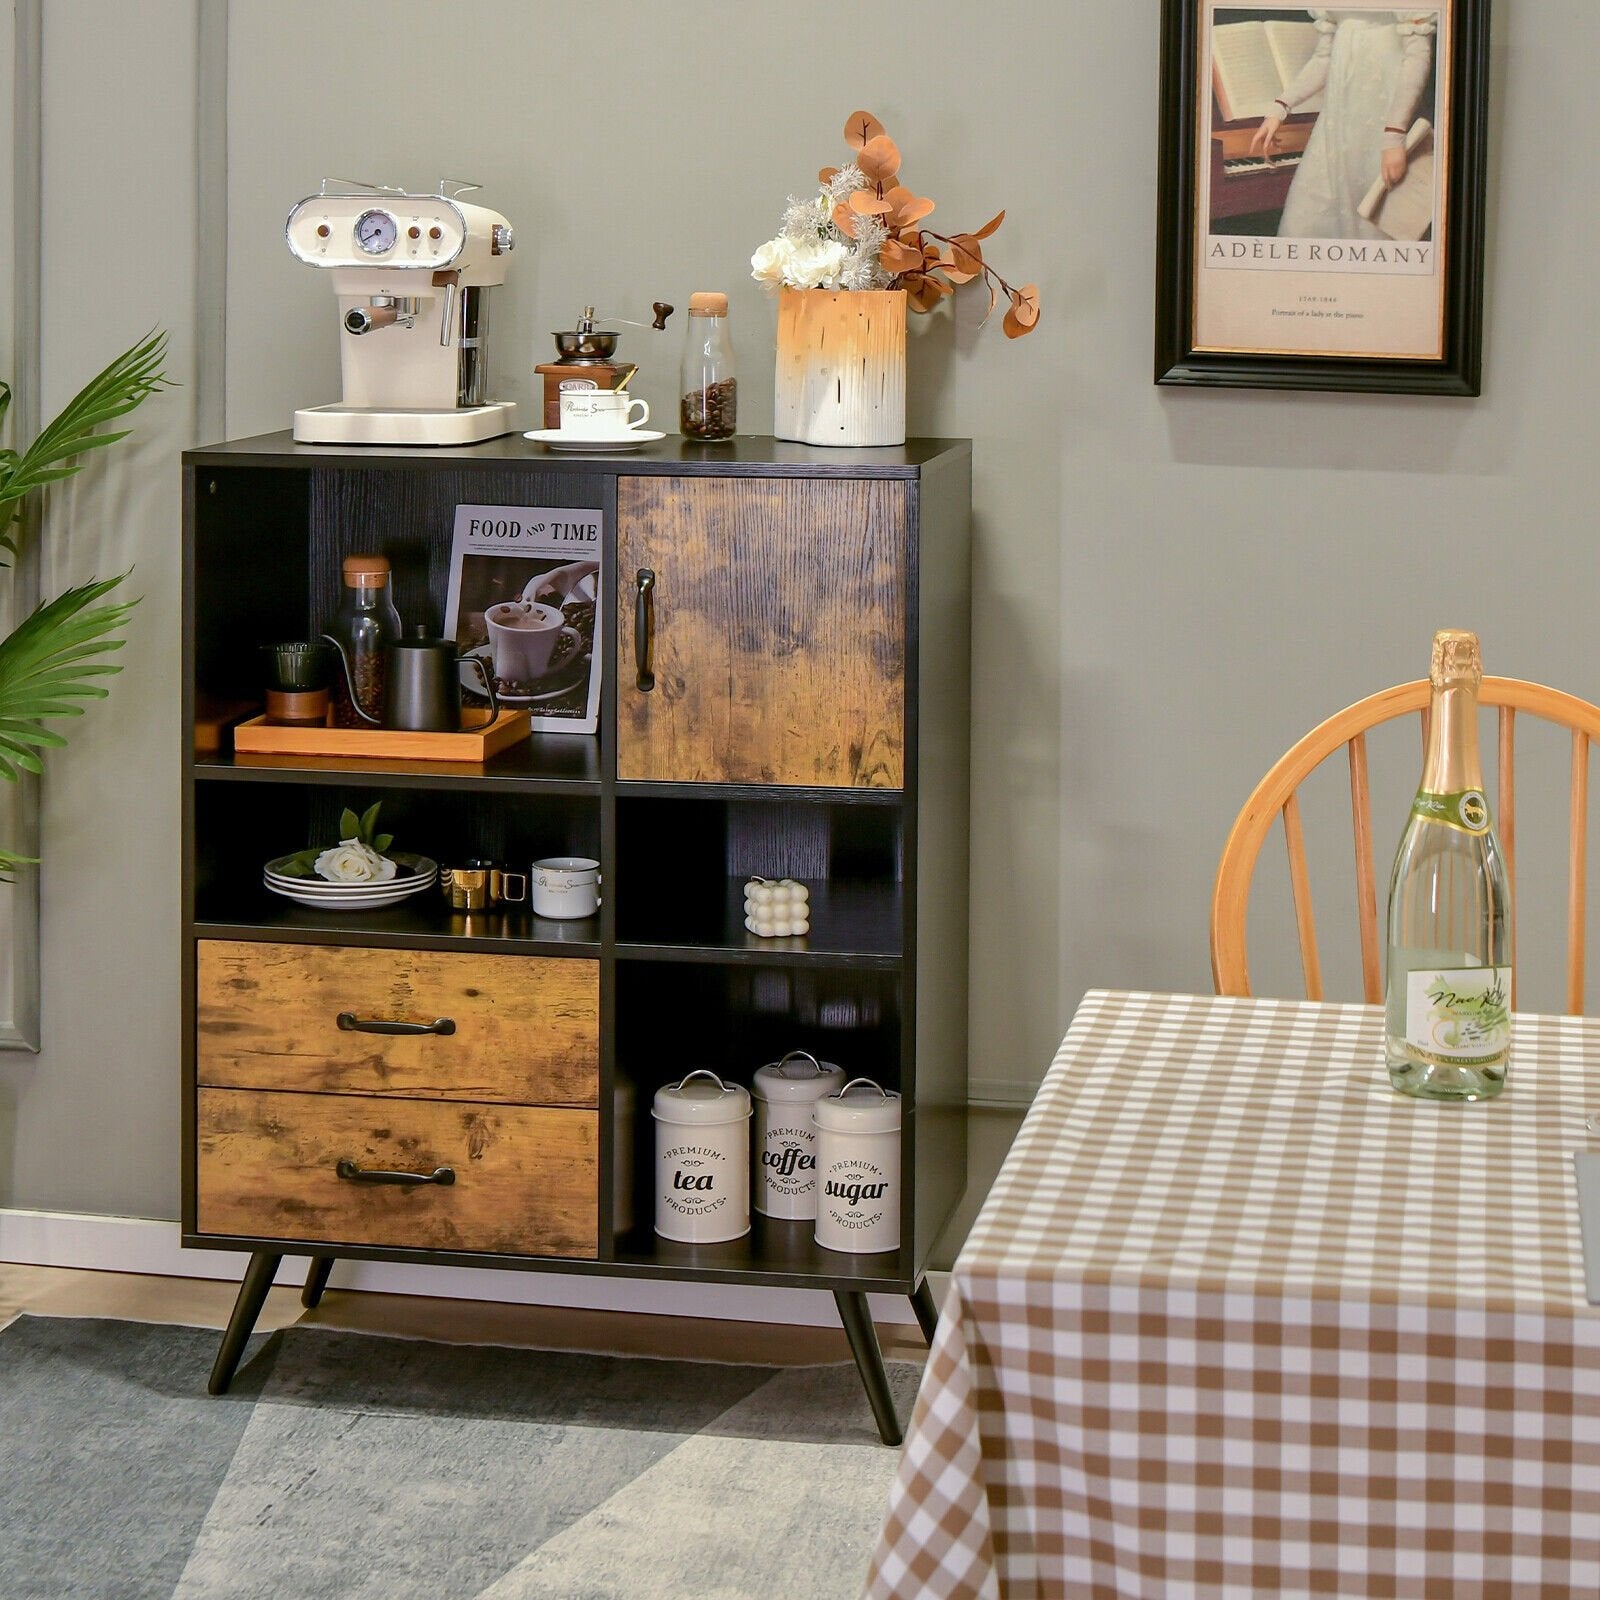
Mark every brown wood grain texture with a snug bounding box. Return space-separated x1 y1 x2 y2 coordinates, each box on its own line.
1347 732 1381 1004
615 476 906 786
197 942 598 1105
231 709 531 762
1281 791 1323 1000
197 1087 598 1257
1499 706 1517 1008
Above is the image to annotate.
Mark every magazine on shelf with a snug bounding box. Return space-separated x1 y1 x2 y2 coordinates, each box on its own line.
442 503 603 736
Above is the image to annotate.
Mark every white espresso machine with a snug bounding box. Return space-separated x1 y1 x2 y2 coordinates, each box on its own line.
286 179 517 445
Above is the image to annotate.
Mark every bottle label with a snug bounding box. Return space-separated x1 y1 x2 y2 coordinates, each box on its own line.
1404 966 1511 1066
1411 789 1491 834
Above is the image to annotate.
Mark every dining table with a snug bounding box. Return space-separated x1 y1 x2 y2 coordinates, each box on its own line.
865 989 1600 1600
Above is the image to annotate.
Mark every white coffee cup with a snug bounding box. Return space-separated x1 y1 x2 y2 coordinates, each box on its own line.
558 388 651 437
484 600 581 683
531 856 600 919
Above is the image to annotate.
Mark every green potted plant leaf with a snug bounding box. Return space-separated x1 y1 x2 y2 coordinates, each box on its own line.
0 331 169 875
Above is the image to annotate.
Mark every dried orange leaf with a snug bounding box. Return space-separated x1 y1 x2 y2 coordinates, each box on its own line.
880 236 923 274
848 190 892 216
819 166 839 186
949 234 985 276
941 267 980 285
904 274 945 313
1002 304 1026 338
1009 284 1040 327
832 202 859 240
857 135 902 186
884 187 935 229
844 111 886 150
973 210 1006 240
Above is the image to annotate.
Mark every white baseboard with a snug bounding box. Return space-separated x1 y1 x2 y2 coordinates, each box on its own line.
0 1208 929 1327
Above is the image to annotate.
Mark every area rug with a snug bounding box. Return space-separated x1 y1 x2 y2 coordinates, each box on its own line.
0 1314 920 1600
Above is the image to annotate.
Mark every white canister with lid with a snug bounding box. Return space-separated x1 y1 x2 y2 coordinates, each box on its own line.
813 1077 902 1254
751 1050 845 1220
652 1069 752 1243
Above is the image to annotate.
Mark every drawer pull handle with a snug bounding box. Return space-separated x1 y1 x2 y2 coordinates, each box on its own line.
336 1158 456 1187
634 567 656 692
336 1011 456 1037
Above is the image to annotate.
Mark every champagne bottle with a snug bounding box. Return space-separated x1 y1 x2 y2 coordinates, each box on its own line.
1385 630 1512 1099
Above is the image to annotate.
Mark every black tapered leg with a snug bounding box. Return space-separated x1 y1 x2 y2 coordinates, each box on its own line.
208 1251 281 1395
910 1277 940 1344
834 1289 902 1446
301 1256 335 1309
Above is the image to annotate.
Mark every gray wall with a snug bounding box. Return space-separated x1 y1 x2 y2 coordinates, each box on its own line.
2 1 1595 1226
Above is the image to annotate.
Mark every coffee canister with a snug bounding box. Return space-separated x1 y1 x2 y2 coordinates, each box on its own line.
652 1069 751 1243
813 1077 901 1254
751 1050 844 1220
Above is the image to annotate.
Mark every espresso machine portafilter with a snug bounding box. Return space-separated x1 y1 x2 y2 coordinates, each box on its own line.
286 179 516 445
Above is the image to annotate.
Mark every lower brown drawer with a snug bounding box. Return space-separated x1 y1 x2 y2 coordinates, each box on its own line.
197 1088 598 1259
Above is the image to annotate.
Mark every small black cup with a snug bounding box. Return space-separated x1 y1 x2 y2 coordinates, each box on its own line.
262 641 331 692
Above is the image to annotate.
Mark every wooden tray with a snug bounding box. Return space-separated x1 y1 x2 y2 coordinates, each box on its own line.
231 709 531 762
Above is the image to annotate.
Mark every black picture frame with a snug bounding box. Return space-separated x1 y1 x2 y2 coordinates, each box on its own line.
1155 0 1490 395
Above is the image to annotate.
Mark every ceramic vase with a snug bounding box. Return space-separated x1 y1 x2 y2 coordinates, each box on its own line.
773 288 907 448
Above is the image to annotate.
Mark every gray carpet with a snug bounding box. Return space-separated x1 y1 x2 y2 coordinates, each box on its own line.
0 1315 918 1600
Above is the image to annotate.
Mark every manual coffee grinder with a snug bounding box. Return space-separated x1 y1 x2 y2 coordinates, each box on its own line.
534 303 674 431
286 179 517 445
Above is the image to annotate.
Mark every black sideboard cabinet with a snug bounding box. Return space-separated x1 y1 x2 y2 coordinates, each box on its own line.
181 432 972 1443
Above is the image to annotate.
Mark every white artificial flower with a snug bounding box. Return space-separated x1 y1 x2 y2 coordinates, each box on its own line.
314 839 397 884
785 237 849 289
751 236 793 286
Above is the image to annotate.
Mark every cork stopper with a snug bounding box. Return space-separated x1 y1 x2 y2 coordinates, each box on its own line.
342 553 391 586
1430 629 1482 688
688 292 728 316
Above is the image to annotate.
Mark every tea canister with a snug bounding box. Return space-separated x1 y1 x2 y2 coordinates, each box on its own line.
751 1050 845 1220
652 1069 752 1243
813 1077 901 1254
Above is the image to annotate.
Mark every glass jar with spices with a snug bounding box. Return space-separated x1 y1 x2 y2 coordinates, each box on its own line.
328 553 402 726
680 292 736 440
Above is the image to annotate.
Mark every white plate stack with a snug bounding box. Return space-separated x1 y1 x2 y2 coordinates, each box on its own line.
263 851 437 910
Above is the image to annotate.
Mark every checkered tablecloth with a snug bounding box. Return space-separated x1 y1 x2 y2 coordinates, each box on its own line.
866 990 1600 1600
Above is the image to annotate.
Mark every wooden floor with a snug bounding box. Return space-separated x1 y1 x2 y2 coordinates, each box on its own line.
0 1260 937 1365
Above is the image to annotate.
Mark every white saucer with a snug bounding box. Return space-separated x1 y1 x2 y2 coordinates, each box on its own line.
523 429 666 452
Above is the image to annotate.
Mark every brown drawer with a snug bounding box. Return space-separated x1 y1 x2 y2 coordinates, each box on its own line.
197 1088 598 1258
197 941 597 1105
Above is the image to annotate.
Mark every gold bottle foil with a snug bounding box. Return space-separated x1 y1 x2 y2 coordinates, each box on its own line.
1422 629 1485 796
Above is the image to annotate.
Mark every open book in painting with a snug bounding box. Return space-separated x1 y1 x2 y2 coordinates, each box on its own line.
1211 19 1325 123
1357 119 1436 241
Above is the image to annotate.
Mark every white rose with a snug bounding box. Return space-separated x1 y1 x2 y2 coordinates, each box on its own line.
750 237 792 286
786 237 848 289
314 839 397 884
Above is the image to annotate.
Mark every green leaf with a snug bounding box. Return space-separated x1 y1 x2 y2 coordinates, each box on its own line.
359 800 382 843
373 833 393 853
0 332 171 513
338 807 360 841
0 575 138 785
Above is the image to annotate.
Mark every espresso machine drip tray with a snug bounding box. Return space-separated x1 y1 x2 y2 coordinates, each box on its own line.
291 402 518 447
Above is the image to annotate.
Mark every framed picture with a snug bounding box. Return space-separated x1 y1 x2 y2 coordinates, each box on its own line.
1155 0 1489 395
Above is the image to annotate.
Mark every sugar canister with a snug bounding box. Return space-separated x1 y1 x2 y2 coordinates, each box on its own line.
813 1077 901 1254
751 1050 844 1220
652 1069 751 1243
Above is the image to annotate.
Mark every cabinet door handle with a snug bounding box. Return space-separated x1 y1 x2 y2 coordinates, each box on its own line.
336 1011 456 1037
634 567 656 692
336 1158 456 1187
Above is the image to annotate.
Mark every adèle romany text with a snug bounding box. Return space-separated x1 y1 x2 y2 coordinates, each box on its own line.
1207 236 1434 276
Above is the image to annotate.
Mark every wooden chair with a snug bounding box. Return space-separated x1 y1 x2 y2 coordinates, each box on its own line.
1211 677 1600 1012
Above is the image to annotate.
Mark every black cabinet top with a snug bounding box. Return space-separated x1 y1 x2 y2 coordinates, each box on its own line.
183 430 971 479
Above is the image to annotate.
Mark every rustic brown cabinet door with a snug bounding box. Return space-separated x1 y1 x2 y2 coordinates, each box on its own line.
617 476 907 787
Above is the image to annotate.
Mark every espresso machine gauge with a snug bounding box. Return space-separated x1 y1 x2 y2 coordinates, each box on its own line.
287 178 517 445
354 208 399 255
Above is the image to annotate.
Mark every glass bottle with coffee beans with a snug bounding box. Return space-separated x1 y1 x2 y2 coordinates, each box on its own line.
680 291 736 440
328 553 402 726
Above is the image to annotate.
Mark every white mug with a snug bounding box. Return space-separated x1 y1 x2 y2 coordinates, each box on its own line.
531 856 600 919
559 389 650 437
484 600 581 684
